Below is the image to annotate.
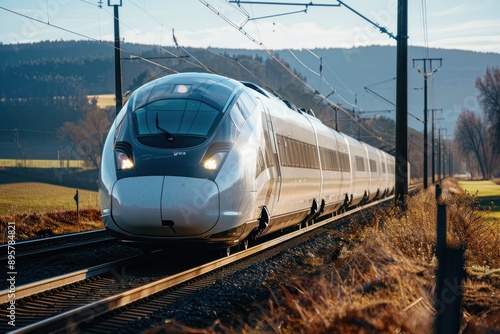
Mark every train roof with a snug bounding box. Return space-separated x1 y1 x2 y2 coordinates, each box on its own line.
128 72 243 113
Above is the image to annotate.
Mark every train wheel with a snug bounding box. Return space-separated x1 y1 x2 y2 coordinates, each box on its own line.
225 247 231 257
242 239 249 250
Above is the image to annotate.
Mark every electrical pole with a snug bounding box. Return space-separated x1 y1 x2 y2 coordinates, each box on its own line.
228 0 405 207
395 0 408 210
108 0 123 115
413 58 442 189
437 129 441 182
431 109 443 183
448 150 453 177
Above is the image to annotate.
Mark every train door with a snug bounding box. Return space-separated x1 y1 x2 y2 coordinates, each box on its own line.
258 98 282 212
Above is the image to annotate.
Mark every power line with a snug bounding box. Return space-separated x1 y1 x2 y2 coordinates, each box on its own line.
2 2 397 150
0 5 107 43
81 1 210 73
0 5 178 73
200 0 396 149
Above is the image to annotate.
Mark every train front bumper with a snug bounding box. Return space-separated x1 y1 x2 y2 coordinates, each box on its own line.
108 176 219 237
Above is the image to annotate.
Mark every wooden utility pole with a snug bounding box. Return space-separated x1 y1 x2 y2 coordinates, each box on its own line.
413 59 443 188
395 0 408 210
109 0 123 115
430 108 443 184
74 190 79 222
229 0 407 208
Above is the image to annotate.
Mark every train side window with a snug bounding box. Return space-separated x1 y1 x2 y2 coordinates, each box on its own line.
389 162 394 173
369 159 377 173
339 152 350 172
238 91 256 119
322 148 331 171
299 141 306 168
310 144 316 169
355 156 365 172
263 130 275 167
290 140 300 167
256 147 266 176
305 143 311 168
278 135 290 167
230 102 245 130
332 150 340 171
330 150 335 170
327 149 334 170
311 145 319 169
381 162 386 173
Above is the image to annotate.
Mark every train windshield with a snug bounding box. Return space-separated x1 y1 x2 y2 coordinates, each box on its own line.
133 99 222 138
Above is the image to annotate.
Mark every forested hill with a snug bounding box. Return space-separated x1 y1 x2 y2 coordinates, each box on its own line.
1 40 497 161
0 41 302 96
0 40 316 134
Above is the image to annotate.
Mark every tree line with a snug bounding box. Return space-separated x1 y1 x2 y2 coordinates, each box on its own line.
454 67 500 179
0 40 401 169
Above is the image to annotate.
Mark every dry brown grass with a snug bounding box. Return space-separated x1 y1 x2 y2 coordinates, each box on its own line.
149 182 500 333
0 209 103 242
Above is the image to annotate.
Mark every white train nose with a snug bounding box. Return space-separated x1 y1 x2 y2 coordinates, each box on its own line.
111 176 219 236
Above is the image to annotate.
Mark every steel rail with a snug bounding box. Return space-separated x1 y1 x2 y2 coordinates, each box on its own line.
10 195 397 334
0 229 114 261
0 253 146 304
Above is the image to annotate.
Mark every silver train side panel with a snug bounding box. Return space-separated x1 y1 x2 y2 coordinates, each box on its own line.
263 101 321 233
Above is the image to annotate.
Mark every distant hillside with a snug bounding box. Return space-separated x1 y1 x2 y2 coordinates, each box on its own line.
0 40 322 164
217 46 500 133
0 40 312 134
2 41 497 134
0 40 497 178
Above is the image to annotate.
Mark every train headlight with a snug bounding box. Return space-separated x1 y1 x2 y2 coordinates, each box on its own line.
116 151 135 170
203 152 226 171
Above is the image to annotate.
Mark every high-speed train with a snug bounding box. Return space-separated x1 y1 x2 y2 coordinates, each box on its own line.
98 72 395 251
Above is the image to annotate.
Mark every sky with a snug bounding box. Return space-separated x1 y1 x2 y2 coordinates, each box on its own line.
0 0 499 54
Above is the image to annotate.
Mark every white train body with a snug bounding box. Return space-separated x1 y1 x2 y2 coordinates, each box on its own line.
98 73 395 248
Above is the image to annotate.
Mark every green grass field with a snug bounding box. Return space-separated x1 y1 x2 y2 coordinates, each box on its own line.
0 159 86 168
457 180 500 221
0 171 98 215
88 94 115 109
457 180 500 197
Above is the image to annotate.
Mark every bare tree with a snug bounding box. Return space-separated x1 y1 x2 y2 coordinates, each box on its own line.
58 107 113 169
454 110 495 179
476 67 500 151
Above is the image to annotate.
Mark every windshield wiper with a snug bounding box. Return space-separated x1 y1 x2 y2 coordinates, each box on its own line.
155 113 175 141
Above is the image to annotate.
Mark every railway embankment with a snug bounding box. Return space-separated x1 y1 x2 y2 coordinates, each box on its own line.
145 182 499 333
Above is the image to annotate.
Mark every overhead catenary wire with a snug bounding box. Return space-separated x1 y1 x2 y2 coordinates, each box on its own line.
2 2 396 149
0 5 187 75
270 22 375 114
78 0 216 75
199 0 395 149
205 48 268 86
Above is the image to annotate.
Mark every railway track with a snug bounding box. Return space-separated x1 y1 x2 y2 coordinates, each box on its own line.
0 197 395 333
0 229 115 261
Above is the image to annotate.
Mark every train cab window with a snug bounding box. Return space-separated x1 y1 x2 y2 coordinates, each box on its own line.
381 162 386 173
133 98 221 138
